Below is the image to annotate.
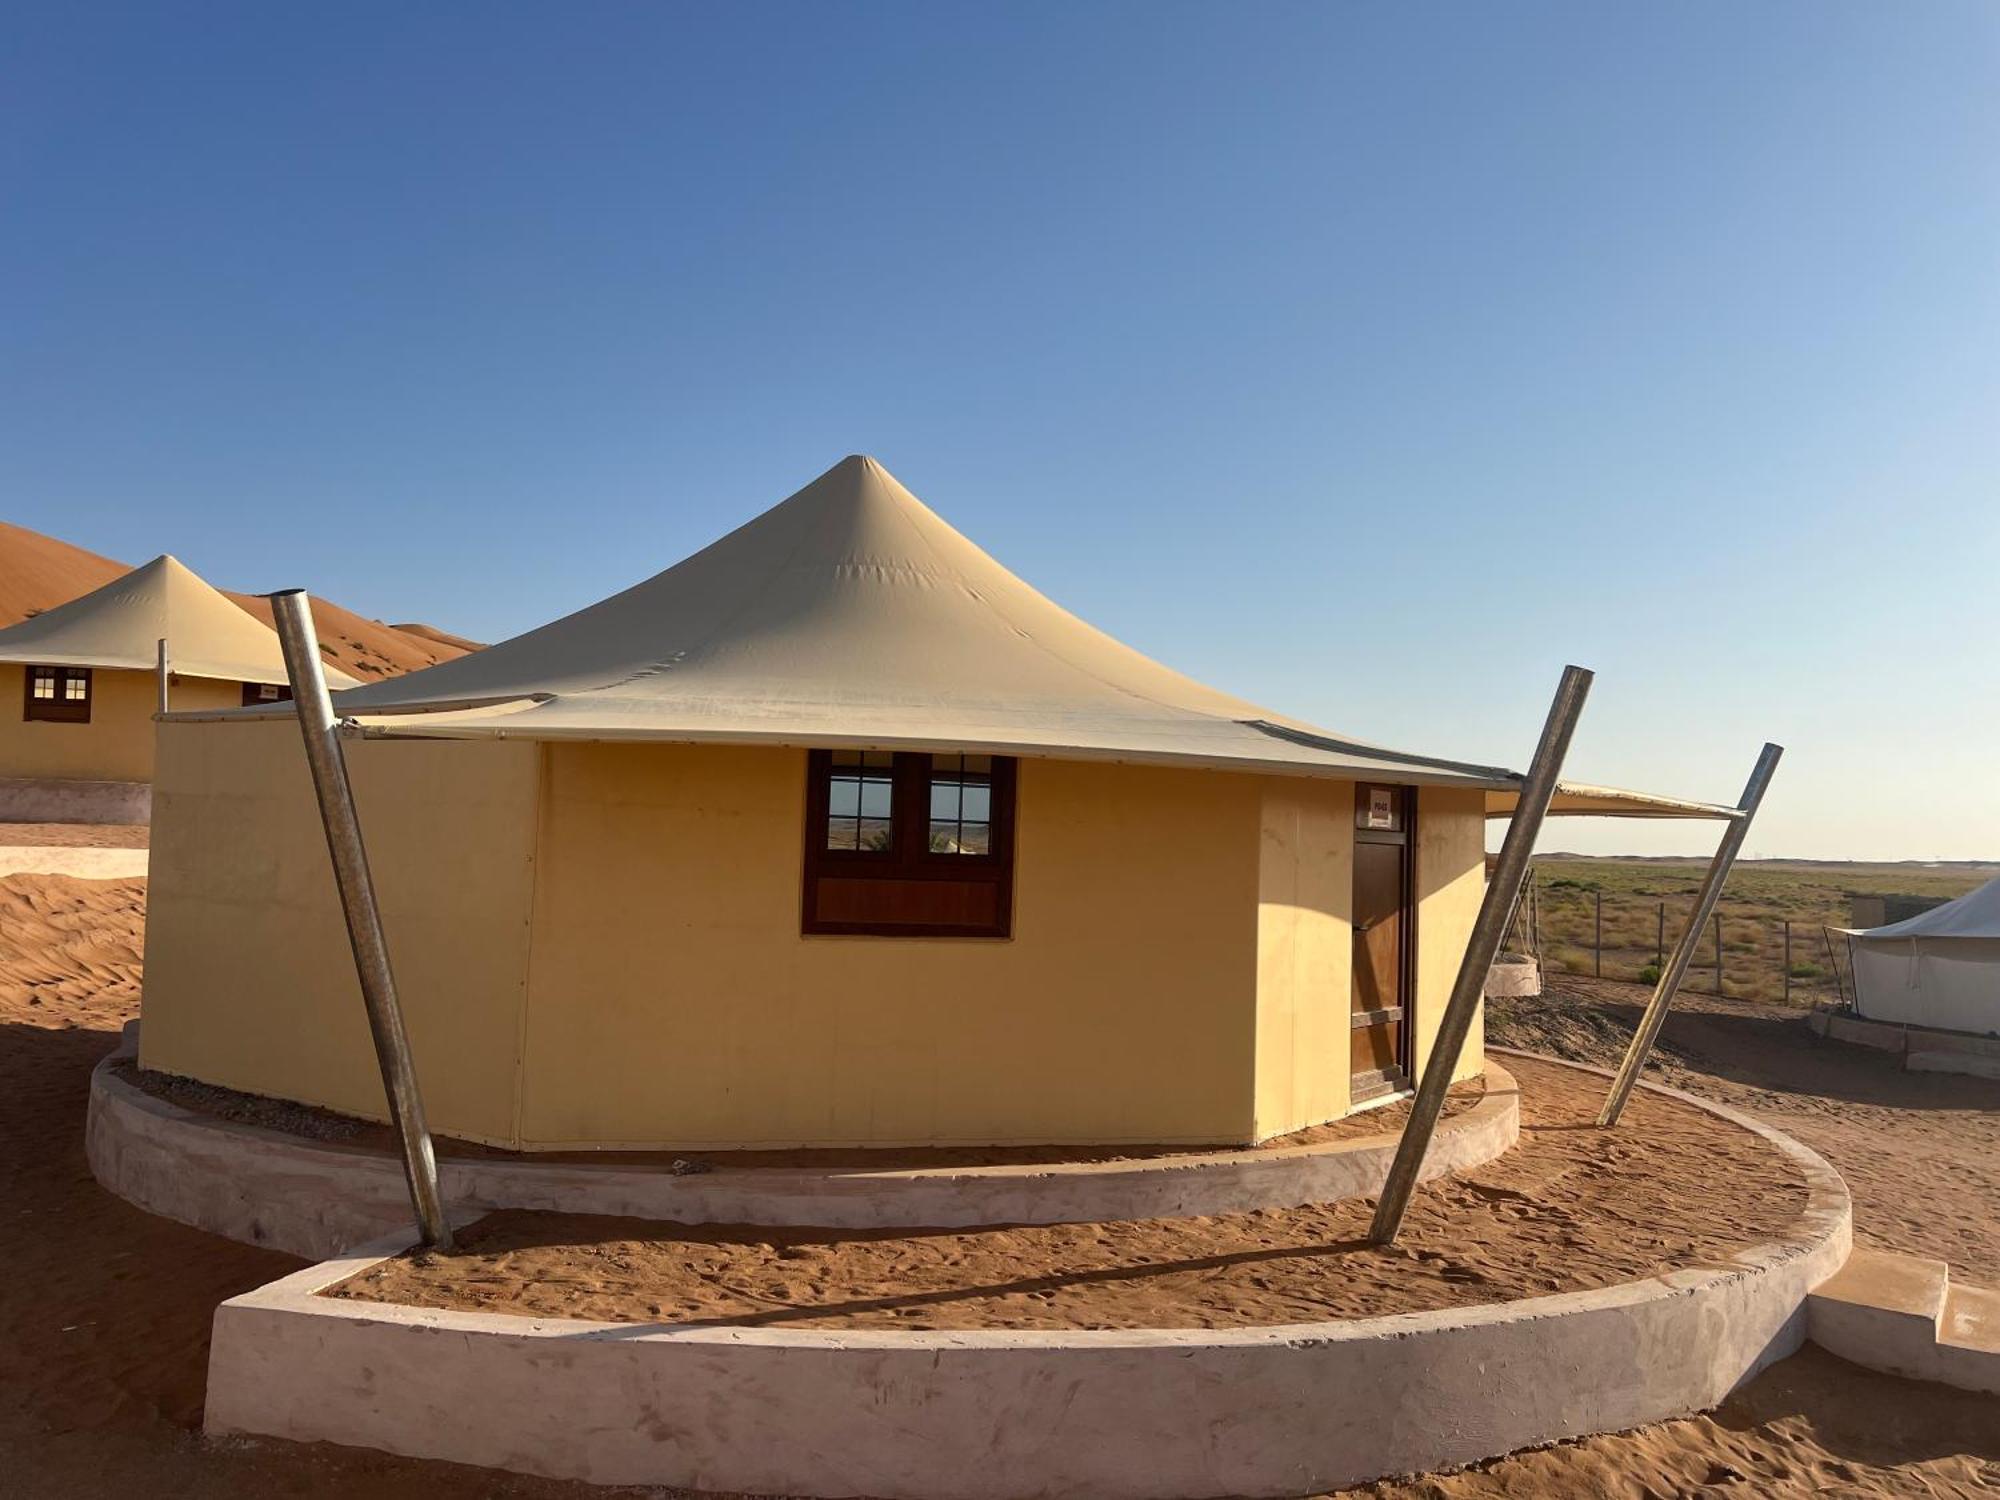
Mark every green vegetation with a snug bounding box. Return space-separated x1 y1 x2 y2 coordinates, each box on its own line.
1517 857 1995 1008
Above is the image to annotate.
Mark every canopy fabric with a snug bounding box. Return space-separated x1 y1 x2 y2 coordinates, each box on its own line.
1851 876 2000 941
0 554 358 688
1485 782 1743 820
333 456 1521 789
322 454 1747 810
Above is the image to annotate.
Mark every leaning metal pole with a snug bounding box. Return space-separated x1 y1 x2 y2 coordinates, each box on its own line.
155 637 169 714
270 589 453 1250
1596 741 1784 1128
1369 664 1594 1246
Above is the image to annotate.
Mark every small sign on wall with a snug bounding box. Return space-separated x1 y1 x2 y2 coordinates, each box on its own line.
1366 787 1396 830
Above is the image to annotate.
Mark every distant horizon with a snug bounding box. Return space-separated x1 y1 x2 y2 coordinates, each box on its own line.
5 3 1994 863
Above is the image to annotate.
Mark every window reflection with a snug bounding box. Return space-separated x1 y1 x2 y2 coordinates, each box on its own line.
826 750 895 851
928 753 994 855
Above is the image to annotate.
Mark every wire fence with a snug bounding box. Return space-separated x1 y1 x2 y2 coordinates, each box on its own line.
1509 874 1854 1008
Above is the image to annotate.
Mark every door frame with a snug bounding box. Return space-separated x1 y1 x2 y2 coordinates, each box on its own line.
1351 783 1418 1102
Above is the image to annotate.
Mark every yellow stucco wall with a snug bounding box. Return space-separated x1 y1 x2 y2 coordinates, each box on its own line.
0 666 239 783
1251 782 1489 1137
138 718 540 1143
137 723 1488 1151
1252 777 1355 1136
1411 785 1489 1087
519 744 1264 1148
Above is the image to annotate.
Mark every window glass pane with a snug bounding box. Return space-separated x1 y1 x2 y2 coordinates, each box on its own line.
827 753 894 853
31 674 53 699
64 676 87 700
957 823 991 856
961 784 991 823
858 778 892 819
929 782 961 820
928 820 957 852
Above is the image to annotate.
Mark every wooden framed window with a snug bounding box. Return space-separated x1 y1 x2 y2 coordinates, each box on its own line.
802 749 1017 937
242 681 295 707
24 665 91 723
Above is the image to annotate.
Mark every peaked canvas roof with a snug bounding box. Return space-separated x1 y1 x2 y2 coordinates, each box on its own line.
319 455 1738 814
331 457 1517 787
1854 876 2000 941
0 554 359 689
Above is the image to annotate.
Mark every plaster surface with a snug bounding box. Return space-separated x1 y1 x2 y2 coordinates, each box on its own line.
201 1056 1851 1499
1806 1246 2000 1395
0 775 151 825
90 1029 1520 1257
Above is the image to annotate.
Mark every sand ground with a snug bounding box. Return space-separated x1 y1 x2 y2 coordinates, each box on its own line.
335 1055 1805 1331
1 872 1996 1497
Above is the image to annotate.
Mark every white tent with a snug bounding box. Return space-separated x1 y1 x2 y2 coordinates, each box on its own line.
0 553 359 688
330 454 1726 815
1847 876 2000 1035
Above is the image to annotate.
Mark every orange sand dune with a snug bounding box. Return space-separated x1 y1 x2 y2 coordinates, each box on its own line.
0 519 478 682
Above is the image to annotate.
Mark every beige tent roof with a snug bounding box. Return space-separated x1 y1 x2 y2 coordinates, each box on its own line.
324 455 1729 813
331 457 1523 788
1489 783 1741 821
0 554 359 689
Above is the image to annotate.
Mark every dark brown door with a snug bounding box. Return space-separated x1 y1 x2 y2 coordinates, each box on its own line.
1352 785 1413 1101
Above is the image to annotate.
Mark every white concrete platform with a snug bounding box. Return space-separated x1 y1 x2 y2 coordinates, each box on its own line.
0 774 150 824
90 1027 1520 1256
200 1058 1852 1500
1809 1008 2000 1082
1807 1246 2000 1395
0 845 148 880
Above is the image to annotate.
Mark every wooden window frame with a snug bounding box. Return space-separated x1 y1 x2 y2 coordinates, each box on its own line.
23 665 92 724
801 749 1017 938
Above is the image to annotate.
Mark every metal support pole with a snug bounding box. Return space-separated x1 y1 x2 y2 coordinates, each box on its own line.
270 590 453 1251
1369 664 1593 1246
1656 904 1664 969
1784 921 1792 1003
1594 889 1602 978
1713 912 1724 996
1597 742 1783 1127
155 637 169 714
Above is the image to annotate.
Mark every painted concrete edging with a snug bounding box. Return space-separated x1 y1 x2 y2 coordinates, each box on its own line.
89 1027 1520 1256
201 1055 1851 1500
0 845 149 880
1808 1008 2000 1079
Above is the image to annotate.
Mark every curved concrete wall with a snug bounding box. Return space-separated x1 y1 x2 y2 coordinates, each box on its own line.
90 1030 1520 1257
201 1060 1850 1499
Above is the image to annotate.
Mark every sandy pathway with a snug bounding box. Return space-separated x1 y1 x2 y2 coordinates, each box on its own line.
0 874 1994 1497
1491 977 2000 1285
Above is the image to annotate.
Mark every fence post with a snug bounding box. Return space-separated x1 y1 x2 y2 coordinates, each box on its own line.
1656 904 1664 969
1713 911 1724 996
1783 921 1791 1003
1594 889 1602 978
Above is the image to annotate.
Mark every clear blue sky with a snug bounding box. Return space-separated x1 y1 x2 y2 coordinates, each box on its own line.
4 3 1995 860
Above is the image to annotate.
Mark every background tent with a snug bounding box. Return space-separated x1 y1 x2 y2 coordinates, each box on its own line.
1847 876 2000 1035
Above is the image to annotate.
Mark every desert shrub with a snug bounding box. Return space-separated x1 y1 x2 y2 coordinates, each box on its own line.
1554 945 1592 974
1637 961 1662 984
1787 962 1823 979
